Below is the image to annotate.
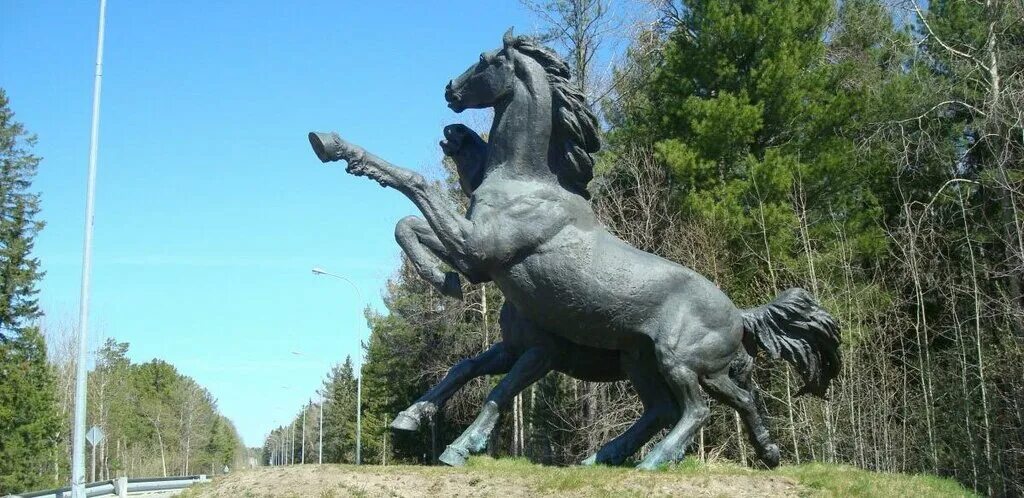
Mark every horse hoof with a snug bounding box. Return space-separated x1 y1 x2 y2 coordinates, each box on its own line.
581 454 597 466
636 450 669 471
635 460 661 471
390 412 420 432
439 445 468 467
760 444 780 469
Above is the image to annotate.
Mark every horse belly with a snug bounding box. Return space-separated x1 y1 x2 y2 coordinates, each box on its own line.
494 229 665 350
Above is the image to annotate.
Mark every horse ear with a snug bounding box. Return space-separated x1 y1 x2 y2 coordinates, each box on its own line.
503 27 515 49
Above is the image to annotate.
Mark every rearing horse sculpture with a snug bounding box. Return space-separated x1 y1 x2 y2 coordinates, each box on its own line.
389 123 685 468
309 30 841 470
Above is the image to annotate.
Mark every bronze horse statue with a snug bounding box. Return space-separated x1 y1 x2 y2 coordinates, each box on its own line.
389 123 686 467
309 30 840 470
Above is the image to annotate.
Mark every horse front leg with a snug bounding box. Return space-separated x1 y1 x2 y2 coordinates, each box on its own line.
395 215 490 300
438 347 553 466
392 342 516 431
310 132 476 262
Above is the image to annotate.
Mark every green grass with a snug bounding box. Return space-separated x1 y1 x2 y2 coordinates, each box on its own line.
778 462 977 497
463 456 974 497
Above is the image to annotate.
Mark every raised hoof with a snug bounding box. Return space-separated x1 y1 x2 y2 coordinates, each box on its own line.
760 444 781 469
441 272 463 300
390 411 421 432
581 454 597 466
439 445 469 467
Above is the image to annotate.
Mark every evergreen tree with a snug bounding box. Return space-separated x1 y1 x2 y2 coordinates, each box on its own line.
201 416 240 473
0 89 44 340
0 327 60 493
321 357 358 463
260 433 274 466
620 0 873 297
0 89 57 494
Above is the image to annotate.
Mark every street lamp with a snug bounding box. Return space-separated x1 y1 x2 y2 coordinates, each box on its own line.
318 391 325 464
301 399 308 464
311 266 365 465
71 1 107 496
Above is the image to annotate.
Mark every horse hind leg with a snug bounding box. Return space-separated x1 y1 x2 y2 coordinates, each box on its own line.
635 361 709 471
584 347 679 466
700 366 780 468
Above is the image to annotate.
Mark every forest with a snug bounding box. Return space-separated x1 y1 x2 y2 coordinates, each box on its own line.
2 322 247 495
263 0 1024 495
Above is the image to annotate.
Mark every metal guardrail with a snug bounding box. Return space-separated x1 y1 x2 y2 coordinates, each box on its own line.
5 475 209 498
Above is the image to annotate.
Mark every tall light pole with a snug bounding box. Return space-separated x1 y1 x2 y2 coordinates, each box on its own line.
318 392 324 464
301 400 307 464
72 1 107 496
312 266 365 465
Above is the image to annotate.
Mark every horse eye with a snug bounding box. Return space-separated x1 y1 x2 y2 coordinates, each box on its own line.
479 53 488 64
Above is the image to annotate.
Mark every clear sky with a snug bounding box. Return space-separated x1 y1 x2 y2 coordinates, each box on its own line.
1 0 541 446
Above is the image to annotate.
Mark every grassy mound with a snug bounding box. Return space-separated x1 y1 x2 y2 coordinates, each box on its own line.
181 457 974 497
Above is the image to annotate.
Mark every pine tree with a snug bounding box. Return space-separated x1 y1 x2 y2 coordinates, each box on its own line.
321 357 358 463
0 327 60 493
0 89 57 494
201 416 240 474
0 89 44 340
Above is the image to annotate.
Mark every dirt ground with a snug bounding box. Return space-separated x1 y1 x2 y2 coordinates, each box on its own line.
182 462 805 497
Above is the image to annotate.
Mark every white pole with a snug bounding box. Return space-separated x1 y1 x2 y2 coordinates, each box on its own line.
301 403 306 464
311 267 365 466
72 1 107 496
356 374 361 465
318 396 324 464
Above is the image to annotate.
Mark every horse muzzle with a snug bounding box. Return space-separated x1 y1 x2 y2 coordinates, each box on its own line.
445 82 467 113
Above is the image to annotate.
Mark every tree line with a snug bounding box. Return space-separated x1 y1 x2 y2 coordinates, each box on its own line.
0 89 247 495
270 0 1023 495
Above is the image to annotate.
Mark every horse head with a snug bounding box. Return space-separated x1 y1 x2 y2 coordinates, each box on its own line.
446 29 601 198
441 124 487 196
445 29 519 113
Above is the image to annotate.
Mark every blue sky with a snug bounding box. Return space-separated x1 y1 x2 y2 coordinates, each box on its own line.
1 0 544 446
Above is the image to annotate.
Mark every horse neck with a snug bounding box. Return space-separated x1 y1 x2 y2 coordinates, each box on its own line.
485 65 555 185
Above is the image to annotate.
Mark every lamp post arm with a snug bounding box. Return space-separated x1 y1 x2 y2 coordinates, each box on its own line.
312 269 366 305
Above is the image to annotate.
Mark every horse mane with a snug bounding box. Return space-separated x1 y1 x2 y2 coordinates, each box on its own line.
509 36 601 199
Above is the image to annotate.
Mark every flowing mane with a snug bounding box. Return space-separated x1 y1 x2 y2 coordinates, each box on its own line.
509 36 601 199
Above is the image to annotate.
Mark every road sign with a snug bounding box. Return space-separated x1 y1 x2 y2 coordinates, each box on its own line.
85 426 104 447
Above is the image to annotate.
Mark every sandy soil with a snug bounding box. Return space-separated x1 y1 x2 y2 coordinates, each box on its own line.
184 463 805 497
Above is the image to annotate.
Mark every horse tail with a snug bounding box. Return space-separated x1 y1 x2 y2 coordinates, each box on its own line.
742 288 841 398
